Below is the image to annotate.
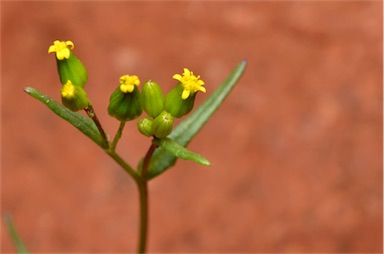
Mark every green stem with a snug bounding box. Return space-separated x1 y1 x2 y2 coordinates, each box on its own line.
107 150 140 183
137 142 158 253
111 121 126 150
137 180 148 254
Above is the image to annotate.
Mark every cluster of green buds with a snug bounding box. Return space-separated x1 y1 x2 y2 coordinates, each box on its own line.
48 40 90 111
49 40 207 139
108 70 206 139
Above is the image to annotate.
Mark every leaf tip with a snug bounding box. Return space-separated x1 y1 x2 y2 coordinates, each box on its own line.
199 158 211 166
239 60 248 70
24 87 33 94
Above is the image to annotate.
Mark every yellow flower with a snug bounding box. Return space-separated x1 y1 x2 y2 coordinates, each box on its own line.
48 40 74 60
172 68 206 100
119 75 140 93
61 80 91 111
61 80 76 98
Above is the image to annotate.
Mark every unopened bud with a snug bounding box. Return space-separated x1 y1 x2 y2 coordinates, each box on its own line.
151 111 174 138
141 80 164 118
137 118 154 137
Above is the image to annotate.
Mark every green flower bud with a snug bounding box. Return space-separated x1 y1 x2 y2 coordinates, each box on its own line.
48 40 88 87
137 118 154 137
108 85 142 121
61 80 91 111
164 84 195 118
151 111 174 138
56 53 88 88
141 80 164 118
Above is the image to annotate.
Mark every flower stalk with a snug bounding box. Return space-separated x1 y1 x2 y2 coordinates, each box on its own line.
111 121 126 150
84 106 109 149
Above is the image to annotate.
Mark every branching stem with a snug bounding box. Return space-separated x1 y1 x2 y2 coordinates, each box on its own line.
85 103 156 254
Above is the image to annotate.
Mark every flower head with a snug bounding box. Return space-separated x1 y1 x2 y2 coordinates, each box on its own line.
61 80 91 111
48 40 74 60
108 82 143 121
172 68 206 100
119 75 140 93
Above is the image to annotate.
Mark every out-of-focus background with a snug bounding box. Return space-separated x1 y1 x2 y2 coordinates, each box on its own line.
1 2 382 253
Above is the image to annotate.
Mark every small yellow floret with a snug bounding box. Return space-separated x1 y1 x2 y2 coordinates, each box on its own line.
119 75 140 93
61 81 76 98
173 68 206 100
48 40 74 60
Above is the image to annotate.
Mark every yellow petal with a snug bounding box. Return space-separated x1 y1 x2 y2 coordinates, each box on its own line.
132 76 140 86
48 45 56 54
183 68 191 76
120 84 134 93
172 74 182 81
65 41 74 49
61 48 71 59
199 86 206 93
56 51 65 60
181 89 190 100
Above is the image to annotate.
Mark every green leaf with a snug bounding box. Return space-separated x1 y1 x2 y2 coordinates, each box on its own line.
153 137 211 166
24 87 104 148
147 60 247 179
4 214 29 253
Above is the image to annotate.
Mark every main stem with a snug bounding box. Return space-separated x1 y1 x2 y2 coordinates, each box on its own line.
137 142 157 253
137 179 148 253
84 105 156 253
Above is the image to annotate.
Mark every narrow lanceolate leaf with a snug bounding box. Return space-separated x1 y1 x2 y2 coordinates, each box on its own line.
4 214 29 254
24 87 104 148
147 60 247 179
153 137 211 166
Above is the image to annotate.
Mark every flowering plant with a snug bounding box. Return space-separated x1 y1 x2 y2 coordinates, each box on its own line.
15 40 246 253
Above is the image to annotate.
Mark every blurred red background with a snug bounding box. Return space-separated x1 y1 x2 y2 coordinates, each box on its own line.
1 2 382 253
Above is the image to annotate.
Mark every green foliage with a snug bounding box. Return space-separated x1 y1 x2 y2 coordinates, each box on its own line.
153 137 210 166
4 214 29 254
24 87 104 148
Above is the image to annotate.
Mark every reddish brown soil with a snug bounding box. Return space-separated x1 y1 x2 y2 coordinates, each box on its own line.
2 2 382 253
